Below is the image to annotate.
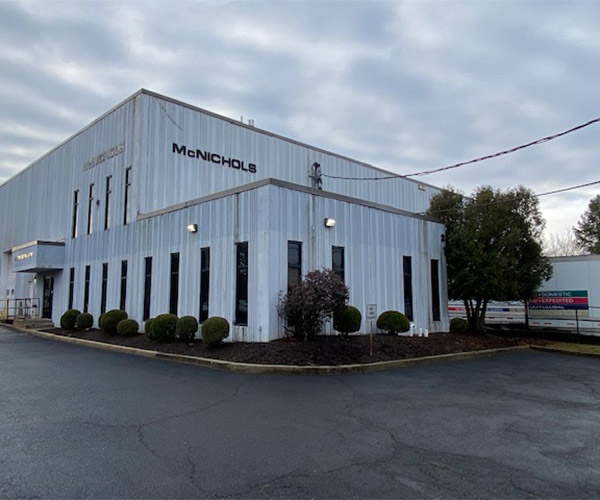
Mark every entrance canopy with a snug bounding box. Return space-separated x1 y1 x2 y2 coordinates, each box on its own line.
9 240 65 273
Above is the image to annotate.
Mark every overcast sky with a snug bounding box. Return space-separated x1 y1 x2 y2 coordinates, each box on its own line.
1 0 599 240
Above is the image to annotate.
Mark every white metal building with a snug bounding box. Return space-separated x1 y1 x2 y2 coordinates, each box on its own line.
0 89 448 341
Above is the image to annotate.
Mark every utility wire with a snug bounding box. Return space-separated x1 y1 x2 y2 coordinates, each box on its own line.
423 179 600 216
322 117 600 181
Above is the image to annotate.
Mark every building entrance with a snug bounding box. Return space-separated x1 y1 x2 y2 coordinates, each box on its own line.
42 276 54 319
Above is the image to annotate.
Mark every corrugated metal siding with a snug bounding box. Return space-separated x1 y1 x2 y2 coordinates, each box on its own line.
0 99 136 249
136 93 438 217
1 92 447 340
267 184 448 336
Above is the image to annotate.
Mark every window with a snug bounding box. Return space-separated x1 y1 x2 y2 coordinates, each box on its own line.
288 241 302 290
68 267 75 310
71 190 79 239
83 265 90 313
100 262 108 314
431 259 441 322
169 252 180 315
87 183 94 234
123 167 132 225
235 242 248 325
104 175 112 230
143 257 152 321
403 256 413 321
199 247 210 323
332 246 345 282
120 260 127 311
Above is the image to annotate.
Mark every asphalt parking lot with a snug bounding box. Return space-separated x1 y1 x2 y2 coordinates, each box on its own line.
1 325 599 499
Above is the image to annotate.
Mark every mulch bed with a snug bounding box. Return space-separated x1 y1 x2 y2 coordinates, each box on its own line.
42 328 542 366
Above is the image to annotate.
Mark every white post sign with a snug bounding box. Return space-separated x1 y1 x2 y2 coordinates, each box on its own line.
366 304 377 320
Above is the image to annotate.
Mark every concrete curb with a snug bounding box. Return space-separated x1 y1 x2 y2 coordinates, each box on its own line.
2 324 540 374
531 345 600 360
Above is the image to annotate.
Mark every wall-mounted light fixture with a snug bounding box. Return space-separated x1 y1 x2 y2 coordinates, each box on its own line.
418 184 426 191
187 223 198 233
324 218 336 228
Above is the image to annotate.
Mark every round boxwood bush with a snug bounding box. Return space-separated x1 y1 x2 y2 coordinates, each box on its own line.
376 310 410 334
450 317 468 334
117 318 140 336
99 309 128 335
333 305 362 336
144 318 156 339
202 316 230 347
60 309 81 330
75 312 93 330
151 313 178 341
176 316 199 341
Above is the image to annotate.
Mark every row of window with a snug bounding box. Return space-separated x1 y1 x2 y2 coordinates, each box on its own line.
66 242 441 325
285 242 441 322
71 167 131 238
67 246 216 323
287 243 345 290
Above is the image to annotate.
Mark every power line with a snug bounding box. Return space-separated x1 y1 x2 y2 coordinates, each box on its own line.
322 117 600 181
536 179 600 198
423 180 600 216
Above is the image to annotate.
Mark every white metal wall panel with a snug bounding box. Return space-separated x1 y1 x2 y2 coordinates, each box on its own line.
135 93 439 217
268 185 448 335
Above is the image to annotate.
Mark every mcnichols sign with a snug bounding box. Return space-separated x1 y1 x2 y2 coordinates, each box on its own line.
528 290 589 318
172 143 257 173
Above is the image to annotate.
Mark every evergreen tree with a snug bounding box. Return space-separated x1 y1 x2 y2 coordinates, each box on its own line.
428 186 552 331
574 194 600 254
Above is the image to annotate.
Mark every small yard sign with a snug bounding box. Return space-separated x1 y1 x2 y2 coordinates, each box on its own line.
366 304 377 320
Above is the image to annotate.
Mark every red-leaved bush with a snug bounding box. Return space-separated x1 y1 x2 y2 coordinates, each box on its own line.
277 268 349 340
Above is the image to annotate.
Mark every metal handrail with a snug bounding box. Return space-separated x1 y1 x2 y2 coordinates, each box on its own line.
1 298 41 320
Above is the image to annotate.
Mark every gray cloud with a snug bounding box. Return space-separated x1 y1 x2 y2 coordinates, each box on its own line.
1 0 599 237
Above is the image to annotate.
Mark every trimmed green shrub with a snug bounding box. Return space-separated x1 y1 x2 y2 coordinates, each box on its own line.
376 310 410 334
176 316 199 341
99 309 128 335
333 305 362 336
60 309 81 330
117 319 140 336
151 313 178 341
144 318 156 339
450 317 468 334
202 316 230 347
75 312 93 330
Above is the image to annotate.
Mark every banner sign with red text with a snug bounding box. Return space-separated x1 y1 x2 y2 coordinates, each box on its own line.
528 290 589 318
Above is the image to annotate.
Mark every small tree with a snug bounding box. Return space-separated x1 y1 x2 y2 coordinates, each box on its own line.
277 268 349 340
428 185 552 332
574 194 600 254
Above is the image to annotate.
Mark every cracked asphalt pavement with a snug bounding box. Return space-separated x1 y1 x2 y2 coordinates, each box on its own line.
1 326 600 499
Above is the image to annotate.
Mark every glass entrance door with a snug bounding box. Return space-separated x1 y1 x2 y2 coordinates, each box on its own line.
42 276 54 319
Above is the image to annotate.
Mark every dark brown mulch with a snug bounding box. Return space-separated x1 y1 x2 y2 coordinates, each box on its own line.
42 328 542 366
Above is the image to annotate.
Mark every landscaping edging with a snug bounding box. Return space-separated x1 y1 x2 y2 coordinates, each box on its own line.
6 324 537 374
